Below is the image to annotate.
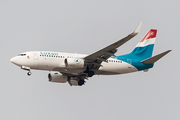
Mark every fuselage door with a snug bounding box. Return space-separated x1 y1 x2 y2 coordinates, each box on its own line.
33 52 38 60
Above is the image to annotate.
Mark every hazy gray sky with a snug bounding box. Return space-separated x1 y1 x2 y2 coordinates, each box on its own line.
0 0 179 120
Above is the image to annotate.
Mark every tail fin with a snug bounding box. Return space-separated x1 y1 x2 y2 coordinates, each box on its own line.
130 29 157 60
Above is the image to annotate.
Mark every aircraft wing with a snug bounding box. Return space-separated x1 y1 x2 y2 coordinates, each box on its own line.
84 22 142 64
56 22 142 85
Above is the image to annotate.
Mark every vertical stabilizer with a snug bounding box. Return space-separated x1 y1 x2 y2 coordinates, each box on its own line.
130 29 157 60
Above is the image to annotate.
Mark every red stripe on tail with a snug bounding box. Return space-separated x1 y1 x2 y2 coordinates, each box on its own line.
140 29 157 43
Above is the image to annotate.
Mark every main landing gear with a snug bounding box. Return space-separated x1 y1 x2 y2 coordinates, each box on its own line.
78 79 85 86
88 71 94 77
84 66 94 77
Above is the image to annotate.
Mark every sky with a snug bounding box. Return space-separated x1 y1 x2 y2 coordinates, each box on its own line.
0 0 179 120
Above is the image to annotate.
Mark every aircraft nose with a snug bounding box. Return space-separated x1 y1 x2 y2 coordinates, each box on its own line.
10 57 17 64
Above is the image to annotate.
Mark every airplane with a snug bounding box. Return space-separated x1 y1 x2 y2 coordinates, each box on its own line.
10 22 171 86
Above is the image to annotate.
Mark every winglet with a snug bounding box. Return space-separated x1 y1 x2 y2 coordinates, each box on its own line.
141 50 172 64
132 22 142 35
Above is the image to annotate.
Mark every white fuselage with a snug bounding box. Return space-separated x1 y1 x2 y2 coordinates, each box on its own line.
10 51 138 75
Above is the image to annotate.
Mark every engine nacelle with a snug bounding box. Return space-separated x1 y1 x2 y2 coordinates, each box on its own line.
65 58 84 68
48 72 67 83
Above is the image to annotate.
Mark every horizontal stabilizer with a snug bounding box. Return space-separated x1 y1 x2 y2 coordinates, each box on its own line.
141 50 172 64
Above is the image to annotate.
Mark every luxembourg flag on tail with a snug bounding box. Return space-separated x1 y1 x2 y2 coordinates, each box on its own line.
130 29 157 60
136 29 157 47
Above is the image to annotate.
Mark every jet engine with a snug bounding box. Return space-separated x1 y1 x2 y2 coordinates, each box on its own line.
48 72 67 83
64 58 84 68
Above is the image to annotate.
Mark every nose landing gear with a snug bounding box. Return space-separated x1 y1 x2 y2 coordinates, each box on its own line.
27 71 32 76
21 66 32 76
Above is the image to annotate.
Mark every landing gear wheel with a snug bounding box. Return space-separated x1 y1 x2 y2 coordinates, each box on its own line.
78 79 85 86
88 71 94 77
27 71 32 76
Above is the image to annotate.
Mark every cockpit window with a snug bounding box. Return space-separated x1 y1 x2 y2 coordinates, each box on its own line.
18 54 26 56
